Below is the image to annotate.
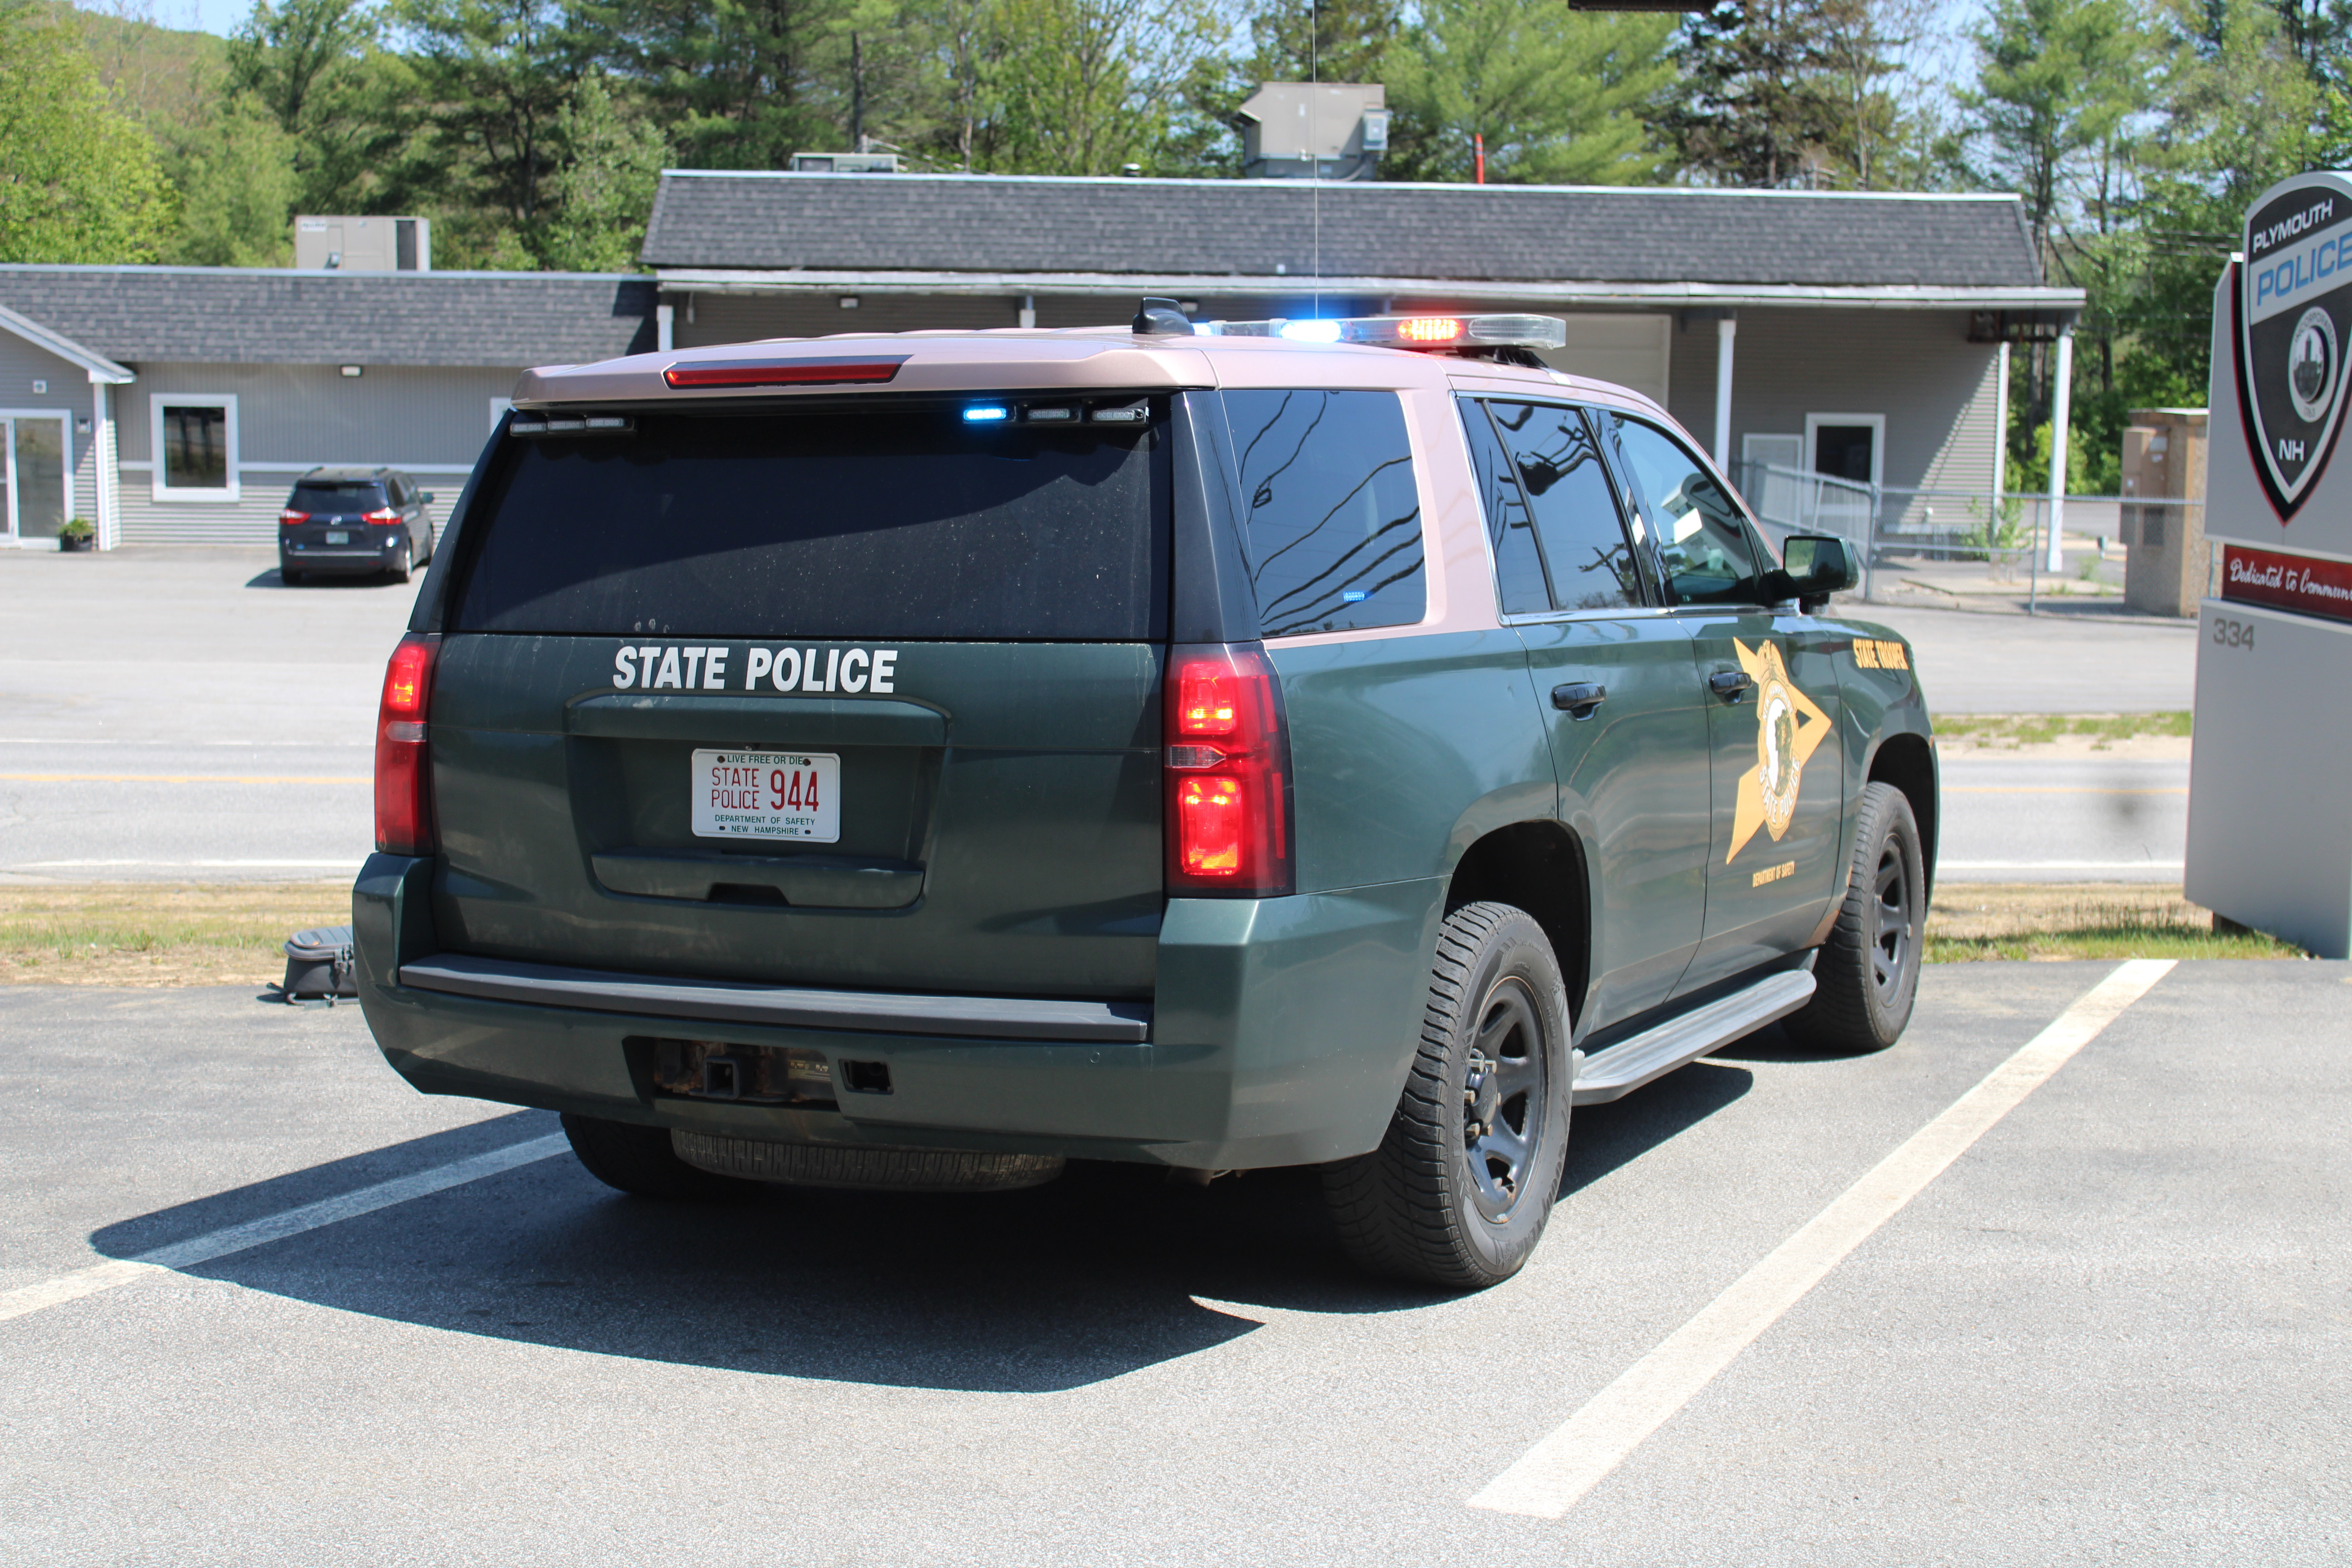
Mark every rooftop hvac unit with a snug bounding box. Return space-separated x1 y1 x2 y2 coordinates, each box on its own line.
790 152 902 173
294 216 432 272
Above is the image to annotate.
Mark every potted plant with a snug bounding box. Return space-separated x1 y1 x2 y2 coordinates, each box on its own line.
58 517 94 552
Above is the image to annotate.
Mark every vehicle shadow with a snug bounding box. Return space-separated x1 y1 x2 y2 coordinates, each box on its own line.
244 568 396 590
86 1066 1748 1395
1559 1058 1751 1200
1706 1019 1884 1064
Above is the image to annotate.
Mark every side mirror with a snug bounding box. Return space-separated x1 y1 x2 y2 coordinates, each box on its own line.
1763 534 1858 610
419 491 437 505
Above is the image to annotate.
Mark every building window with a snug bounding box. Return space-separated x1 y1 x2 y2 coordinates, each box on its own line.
151 395 239 500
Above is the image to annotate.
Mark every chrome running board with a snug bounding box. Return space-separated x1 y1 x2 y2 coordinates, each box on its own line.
1572 970 1816 1106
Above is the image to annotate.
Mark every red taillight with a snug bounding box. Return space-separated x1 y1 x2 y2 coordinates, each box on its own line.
1398 317 1463 342
1165 643 1292 897
375 633 437 855
662 357 909 390
361 507 400 524
279 509 309 527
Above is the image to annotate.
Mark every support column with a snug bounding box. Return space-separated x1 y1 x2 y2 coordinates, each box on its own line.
1991 341 2010 503
89 377 118 551
2046 323 2073 572
1711 314 1737 472
1019 294 1037 329
655 303 675 352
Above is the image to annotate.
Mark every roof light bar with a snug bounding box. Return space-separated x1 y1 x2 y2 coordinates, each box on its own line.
1197 314 1568 353
662 356 910 390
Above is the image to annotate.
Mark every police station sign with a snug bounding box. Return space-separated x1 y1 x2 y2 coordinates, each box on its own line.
2213 172 2352 557
2191 170 2352 958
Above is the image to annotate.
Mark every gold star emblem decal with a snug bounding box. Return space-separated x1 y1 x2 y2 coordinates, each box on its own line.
1727 639 1832 864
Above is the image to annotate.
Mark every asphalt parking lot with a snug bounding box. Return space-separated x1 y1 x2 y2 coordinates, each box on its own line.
4 960 2343 1564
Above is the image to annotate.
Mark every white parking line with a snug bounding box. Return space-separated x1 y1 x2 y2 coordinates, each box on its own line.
5 859 366 870
1468 958 2175 1520
0 1133 568 1325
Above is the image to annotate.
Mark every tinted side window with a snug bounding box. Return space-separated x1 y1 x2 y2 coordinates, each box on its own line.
387 475 411 506
1458 400 1549 615
1604 415 1760 606
1487 402 1642 612
1223 390 1425 637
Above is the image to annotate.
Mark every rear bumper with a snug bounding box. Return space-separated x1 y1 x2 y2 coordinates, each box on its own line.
353 854 1441 1170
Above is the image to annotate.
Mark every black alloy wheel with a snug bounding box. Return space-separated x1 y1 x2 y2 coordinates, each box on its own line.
1461 976 1548 1224
1784 780 1924 1053
1867 831 1914 1008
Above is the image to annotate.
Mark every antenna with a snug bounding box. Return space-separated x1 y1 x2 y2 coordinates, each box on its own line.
1310 0 1321 317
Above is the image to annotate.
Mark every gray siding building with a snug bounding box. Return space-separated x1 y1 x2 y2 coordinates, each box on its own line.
642 171 2082 527
0 267 654 547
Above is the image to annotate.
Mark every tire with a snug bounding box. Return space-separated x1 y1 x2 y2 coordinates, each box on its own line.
1322 901 1573 1289
419 523 435 565
1784 780 1925 1053
387 541 412 584
560 1112 747 1201
280 566 303 585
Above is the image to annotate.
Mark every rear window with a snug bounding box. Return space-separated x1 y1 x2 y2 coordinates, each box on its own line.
291 481 386 510
448 408 1168 641
1222 390 1425 638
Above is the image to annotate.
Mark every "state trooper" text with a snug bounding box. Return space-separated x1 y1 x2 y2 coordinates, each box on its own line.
612 645 899 693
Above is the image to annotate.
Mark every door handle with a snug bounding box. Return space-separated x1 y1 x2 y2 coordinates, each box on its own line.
1708 669 1755 701
1550 682 1607 718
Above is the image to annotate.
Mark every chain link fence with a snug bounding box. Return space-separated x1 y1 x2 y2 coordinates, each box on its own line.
1729 460 2213 611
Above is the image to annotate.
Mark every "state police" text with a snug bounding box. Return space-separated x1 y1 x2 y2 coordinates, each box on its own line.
612 645 899 693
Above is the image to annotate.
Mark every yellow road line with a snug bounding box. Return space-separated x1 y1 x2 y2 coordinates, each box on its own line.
0 774 371 784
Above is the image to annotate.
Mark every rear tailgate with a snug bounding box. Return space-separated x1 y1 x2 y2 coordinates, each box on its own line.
424 399 1170 1000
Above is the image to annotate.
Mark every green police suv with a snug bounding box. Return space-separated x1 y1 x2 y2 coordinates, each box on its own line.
355 304 1935 1289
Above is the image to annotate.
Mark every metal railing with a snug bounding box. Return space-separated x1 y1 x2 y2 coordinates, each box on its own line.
1728 460 2207 612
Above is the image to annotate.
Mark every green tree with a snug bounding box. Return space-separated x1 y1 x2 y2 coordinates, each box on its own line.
159 96 303 264
984 0 1225 174
226 0 411 212
538 70 667 269
574 0 854 170
0 2 175 263
397 0 581 247
1668 0 1844 187
1383 0 1676 183
1956 0 2153 256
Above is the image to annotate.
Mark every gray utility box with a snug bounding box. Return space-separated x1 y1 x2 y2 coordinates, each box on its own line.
2120 408 2210 617
295 216 431 272
2185 169 2352 956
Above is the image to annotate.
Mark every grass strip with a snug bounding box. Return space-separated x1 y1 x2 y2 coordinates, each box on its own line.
1926 882 2302 962
0 882 351 987
1930 711 2193 748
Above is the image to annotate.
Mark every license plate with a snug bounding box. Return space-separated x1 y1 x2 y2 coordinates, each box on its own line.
692 750 839 842
324 530 350 543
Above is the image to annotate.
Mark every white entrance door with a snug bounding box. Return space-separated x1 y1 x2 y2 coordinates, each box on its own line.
0 414 69 541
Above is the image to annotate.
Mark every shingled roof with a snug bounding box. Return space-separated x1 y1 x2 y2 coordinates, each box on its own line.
643 171 2046 291
0 266 657 366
